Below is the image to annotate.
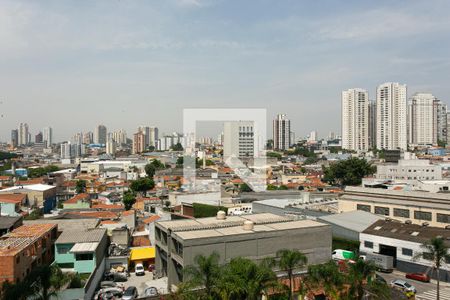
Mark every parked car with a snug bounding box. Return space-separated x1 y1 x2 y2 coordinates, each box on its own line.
100 281 125 290
390 279 417 294
103 271 128 282
95 287 123 300
122 286 138 300
135 263 145 276
144 287 159 297
406 272 431 283
375 274 387 284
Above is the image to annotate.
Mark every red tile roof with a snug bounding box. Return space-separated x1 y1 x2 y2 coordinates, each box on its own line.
0 176 11 181
16 178 45 185
132 236 151 247
0 193 27 204
65 193 90 204
92 203 124 210
142 215 161 224
122 210 135 217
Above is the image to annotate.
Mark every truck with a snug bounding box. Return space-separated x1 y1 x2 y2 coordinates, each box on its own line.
362 253 394 273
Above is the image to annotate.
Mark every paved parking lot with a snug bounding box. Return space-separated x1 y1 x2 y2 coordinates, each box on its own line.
123 272 168 297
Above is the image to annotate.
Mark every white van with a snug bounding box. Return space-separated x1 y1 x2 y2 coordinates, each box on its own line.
331 249 355 261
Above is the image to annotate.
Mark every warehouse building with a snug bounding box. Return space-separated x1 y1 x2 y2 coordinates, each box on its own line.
360 219 450 282
339 186 450 228
154 212 331 288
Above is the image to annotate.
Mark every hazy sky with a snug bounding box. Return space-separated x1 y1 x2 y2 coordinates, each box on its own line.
1 0 450 142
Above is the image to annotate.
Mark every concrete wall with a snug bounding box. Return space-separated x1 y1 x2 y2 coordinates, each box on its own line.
156 223 332 287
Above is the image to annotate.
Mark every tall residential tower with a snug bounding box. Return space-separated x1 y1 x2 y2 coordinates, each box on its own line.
341 88 369 151
273 114 291 150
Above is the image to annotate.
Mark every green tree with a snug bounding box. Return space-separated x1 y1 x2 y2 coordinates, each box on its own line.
276 249 307 300
123 191 136 210
415 237 450 300
28 165 60 178
172 143 184 151
145 159 166 178
183 252 220 298
322 157 376 186
307 260 345 300
267 152 282 160
129 178 155 196
239 183 253 193
75 179 86 194
347 259 378 300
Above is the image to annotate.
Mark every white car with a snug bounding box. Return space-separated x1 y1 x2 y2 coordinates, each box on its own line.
135 263 145 276
390 279 416 294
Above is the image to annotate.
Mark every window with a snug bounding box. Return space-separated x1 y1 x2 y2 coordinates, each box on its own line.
402 248 413 257
374 206 390 216
414 211 432 221
364 241 373 249
58 246 70 254
357 204 371 212
75 253 93 261
58 263 74 268
394 208 410 218
437 213 450 224
16 256 20 264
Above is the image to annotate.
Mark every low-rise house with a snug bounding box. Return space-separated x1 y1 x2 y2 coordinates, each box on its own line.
0 184 57 213
0 176 13 187
0 194 28 216
0 223 58 284
63 193 91 210
54 228 108 274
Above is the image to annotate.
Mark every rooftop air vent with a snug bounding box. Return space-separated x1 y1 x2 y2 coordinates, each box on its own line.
422 222 429 227
216 210 226 220
243 220 254 231
405 220 412 224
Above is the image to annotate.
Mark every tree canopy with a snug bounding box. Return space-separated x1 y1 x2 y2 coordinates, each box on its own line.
322 157 376 186
123 191 136 210
145 159 167 177
129 177 155 196
28 165 59 178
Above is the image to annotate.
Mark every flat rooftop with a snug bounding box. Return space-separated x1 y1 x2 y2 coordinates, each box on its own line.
157 213 327 240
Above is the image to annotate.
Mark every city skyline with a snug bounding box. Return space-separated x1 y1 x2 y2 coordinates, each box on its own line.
1 1 450 141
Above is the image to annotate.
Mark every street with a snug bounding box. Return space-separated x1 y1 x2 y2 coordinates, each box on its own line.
377 270 450 300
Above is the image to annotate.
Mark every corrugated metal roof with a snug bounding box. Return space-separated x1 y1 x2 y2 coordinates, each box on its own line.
56 228 106 244
70 242 99 253
318 211 383 232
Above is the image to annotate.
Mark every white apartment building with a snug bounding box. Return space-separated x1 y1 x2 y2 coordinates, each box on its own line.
149 127 158 147
376 82 407 150
112 129 127 145
223 121 255 159
375 158 442 181
18 123 29 146
273 114 290 150
43 127 53 148
408 93 438 146
106 138 116 155
342 88 369 151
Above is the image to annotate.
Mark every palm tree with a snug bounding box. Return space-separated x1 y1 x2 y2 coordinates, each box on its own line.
307 260 346 300
415 236 450 300
221 257 278 300
276 249 308 300
347 259 378 300
183 252 220 299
